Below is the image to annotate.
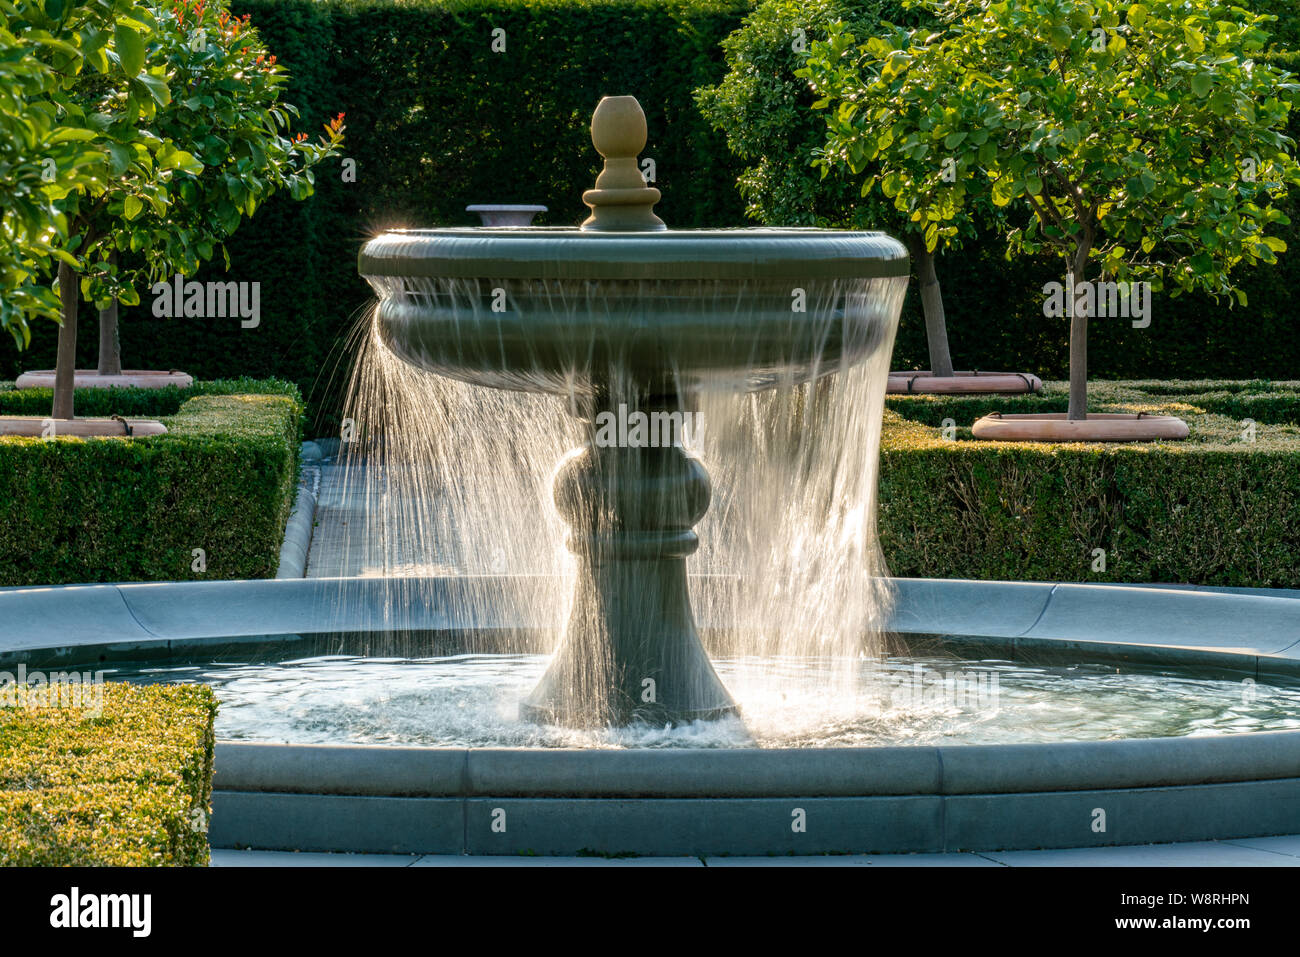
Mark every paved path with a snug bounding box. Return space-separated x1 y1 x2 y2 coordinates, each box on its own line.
304 463 476 578
213 834 1300 867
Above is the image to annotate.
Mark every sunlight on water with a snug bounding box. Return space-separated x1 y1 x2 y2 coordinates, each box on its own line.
114 654 1300 749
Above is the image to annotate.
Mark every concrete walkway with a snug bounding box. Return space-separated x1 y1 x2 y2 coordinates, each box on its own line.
212 834 1300 867
304 462 466 578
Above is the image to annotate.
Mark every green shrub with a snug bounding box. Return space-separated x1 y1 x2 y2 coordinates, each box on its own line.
0 683 217 866
0 390 301 585
880 383 1300 587
886 380 1300 426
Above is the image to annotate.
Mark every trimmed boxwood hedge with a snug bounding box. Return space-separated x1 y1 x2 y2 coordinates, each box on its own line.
0 376 304 418
880 382 1300 587
0 683 217 866
0 389 302 586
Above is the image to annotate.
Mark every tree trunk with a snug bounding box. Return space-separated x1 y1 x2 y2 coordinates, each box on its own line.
53 260 78 420
1066 242 1093 421
908 236 955 378
97 251 122 376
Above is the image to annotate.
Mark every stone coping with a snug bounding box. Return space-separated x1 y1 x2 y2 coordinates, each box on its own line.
4 574 1296 853
1 576 1296 672
213 730 1300 798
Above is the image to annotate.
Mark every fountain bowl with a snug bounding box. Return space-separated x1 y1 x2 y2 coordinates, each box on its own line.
360 227 908 397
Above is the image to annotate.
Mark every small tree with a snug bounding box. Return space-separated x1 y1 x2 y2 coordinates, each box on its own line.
88 0 344 379
805 0 1300 419
47 0 343 419
0 0 136 346
698 0 997 378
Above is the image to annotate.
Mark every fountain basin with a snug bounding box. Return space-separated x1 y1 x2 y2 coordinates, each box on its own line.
4 577 1299 856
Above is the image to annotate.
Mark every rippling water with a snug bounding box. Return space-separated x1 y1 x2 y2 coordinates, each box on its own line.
108 653 1300 749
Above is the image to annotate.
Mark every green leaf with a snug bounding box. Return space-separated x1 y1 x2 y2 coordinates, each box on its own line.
1126 170 1157 198
1128 4 1147 29
135 72 171 106
159 148 202 175
1190 74 1211 98
106 142 131 175
47 127 98 144
114 24 146 77
124 196 143 220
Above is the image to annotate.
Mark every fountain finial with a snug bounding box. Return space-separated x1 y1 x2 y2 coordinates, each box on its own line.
581 96 666 232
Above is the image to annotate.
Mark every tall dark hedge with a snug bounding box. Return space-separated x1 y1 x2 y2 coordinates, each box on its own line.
1 0 1297 427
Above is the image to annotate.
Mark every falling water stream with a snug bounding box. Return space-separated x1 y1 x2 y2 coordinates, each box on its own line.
330 271 900 709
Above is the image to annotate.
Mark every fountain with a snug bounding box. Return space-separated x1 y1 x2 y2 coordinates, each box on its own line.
8 97 1298 860
357 96 909 727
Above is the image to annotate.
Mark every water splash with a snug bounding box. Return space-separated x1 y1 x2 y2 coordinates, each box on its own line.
330 272 903 723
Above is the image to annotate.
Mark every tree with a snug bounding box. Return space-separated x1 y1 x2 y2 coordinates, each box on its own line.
85 0 345 380
41 0 344 419
804 0 1300 420
697 0 995 378
0 0 134 346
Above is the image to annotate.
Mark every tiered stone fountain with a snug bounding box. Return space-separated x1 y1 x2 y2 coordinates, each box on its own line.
359 96 909 727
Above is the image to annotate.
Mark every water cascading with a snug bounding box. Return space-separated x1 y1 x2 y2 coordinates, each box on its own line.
357 96 909 728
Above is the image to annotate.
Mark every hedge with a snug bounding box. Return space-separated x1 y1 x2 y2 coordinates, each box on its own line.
879 382 1300 587
885 379 1300 427
0 390 302 585
0 0 1295 425
0 376 303 418
0 683 217 866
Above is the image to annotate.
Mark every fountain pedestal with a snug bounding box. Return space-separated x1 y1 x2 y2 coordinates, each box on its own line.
521 397 737 727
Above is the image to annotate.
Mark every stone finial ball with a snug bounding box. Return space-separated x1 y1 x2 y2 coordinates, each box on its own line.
590 96 647 158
